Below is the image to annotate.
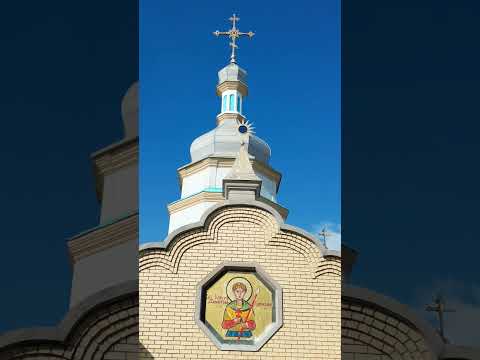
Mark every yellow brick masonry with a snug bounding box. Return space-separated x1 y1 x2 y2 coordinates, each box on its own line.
139 205 341 359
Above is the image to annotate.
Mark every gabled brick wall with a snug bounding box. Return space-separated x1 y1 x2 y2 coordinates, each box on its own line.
139 205 341 359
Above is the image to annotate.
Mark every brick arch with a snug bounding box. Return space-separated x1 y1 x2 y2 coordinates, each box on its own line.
342 286 444 360
0 284 138 360
102 334 139 360
140 202 342 358
342 326 432 360
88 327 139 360
316 256 342 278
270 230 341 279
140 202 340 279
139 205 278 274
69 296 138 360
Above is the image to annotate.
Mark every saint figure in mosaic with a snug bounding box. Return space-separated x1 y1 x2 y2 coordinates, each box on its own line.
221 277 258 338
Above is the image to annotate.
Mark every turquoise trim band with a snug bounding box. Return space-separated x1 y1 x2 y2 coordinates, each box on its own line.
203 187 222 193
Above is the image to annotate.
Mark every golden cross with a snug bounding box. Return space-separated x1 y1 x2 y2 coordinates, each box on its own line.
213 14 255 64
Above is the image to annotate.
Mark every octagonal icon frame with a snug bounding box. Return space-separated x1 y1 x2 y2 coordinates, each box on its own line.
195 261 283 352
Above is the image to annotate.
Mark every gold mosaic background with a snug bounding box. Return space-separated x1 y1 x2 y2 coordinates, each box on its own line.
205 271 273 341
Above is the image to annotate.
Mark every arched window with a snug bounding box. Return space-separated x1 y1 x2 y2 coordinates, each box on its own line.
229 94 234 111
238 96 241 113
222 95 227 112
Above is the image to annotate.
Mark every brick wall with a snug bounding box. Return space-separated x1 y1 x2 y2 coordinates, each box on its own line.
0 294 139 360
139 205 341 359
342 301 436 360
103 334 139 360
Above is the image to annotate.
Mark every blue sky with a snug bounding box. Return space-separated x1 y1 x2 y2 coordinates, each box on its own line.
0 1 136 332
140 0 340 246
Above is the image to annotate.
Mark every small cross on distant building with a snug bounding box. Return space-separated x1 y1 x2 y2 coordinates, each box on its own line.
425 293 455 342
318 227 333 248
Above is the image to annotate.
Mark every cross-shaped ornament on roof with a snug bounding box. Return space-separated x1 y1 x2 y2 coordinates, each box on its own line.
318 227 333 248
426 293 455 342
213 14 255 64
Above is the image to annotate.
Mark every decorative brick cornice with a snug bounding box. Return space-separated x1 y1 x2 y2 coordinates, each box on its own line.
68 213 138 263
177 156 282 191
216 81 248 97
140 202 337 276
91 137 138 201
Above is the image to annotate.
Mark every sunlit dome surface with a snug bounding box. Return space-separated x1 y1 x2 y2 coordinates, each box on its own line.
190 119 271 164
218 63 247 85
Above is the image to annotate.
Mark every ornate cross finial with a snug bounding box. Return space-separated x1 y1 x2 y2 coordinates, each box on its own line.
425 293 455 342
213 14 255 64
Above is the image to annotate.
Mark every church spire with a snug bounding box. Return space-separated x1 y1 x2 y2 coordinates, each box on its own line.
214 14 254 125
166 18 287 234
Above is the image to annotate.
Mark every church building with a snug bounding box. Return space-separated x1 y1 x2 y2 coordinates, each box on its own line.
0 82 140 360
0 14 477 360
139 15 342 359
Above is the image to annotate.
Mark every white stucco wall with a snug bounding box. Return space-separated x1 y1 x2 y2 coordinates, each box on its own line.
257 172 277 202
214 166 230 188
70 239 138 307
181 167 211 198
168 201 217 233
100 163 138 224
172 162 279 233
180 165 277 202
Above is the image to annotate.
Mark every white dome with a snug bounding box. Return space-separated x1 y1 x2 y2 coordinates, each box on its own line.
121 82 138 138
190 119 271 164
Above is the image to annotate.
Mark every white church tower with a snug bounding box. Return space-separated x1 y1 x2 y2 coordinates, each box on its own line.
167 15 288 233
